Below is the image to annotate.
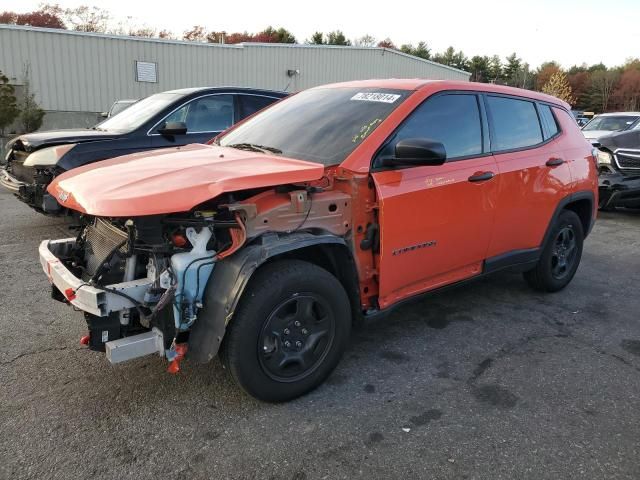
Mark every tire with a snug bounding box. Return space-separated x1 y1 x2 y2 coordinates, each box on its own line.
523 210 584 292
220 259 351 402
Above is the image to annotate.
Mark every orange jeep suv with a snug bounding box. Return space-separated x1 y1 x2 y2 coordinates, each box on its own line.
38 80 597 401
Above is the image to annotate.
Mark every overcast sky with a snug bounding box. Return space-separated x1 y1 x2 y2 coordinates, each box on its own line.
2 0 638 68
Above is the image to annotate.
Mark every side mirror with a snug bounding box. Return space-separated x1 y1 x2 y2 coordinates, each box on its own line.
100 112 108 118
158 121 188 136
386 138 446 167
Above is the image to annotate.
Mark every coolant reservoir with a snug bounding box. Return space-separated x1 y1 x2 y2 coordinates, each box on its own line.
170 227 216 329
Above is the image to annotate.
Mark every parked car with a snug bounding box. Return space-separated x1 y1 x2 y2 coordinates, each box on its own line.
581 112 640 145
101 99 138 118
594 123 640 209
1 87 287 213
38 80 597 402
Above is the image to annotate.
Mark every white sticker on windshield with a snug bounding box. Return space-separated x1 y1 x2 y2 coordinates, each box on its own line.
351 92 401 103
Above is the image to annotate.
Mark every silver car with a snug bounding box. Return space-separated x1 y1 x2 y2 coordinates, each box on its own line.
582 112 640 145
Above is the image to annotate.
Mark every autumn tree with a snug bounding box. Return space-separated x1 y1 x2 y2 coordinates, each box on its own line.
377 38 395 49
0 5 65 29
225 32 253 44
254 26 296 43
183 25 207 42
567 71 592 110
612 68 640 111
353 34 376 47
0 70 19 136
158 29 174 39
129 27 156 38
535 61 561 91
589 70 620 112
542 71 576 105
63 5 110 32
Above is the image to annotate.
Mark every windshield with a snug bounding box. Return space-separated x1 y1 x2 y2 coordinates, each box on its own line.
97 93 181 132
583 115 639 132
109 100 136 117
218 87 409 166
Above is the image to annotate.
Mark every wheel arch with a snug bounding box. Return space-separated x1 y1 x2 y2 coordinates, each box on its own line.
543 190 596 247
188 232 360 364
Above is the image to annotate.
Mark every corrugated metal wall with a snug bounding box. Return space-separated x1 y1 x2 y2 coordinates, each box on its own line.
0 25 469 113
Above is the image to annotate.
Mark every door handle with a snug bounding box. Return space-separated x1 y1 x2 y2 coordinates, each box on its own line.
468 171 495 182
546 157 565 167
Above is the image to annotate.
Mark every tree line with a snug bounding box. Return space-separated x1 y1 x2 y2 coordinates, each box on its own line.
2 4 639 113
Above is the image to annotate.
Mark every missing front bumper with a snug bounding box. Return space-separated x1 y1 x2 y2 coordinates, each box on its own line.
39 238 153 317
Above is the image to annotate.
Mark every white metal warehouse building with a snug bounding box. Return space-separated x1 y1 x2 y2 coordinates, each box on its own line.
0 24 469 129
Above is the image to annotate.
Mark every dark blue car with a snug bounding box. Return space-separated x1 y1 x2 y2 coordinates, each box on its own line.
1 86 287 214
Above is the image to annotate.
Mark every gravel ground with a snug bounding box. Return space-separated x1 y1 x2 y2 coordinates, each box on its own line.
1 189 639 480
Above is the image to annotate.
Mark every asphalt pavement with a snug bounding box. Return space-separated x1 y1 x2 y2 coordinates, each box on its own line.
1 188 639 480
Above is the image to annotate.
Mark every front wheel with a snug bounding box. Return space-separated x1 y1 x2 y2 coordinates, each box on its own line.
220 260 351 402
523 210 584 292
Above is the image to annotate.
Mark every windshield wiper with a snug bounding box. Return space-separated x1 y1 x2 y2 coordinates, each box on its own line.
227 143 282 155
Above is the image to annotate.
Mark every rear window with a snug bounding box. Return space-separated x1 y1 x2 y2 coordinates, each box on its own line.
487 96 543 151
538 104 560 139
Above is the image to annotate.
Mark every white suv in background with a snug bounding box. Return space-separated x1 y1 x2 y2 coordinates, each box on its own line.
582 112 640 145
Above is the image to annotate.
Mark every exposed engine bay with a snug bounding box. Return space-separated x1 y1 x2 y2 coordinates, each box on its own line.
43 183 354 370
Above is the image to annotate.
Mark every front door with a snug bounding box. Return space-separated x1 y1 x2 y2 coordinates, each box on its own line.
150 94 236 148
371 93 499 309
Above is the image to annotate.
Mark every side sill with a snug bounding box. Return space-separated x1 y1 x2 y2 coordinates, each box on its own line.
364 248 540 322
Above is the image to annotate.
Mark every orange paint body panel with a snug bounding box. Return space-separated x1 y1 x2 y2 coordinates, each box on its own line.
48 144 325 217
372 156 499 308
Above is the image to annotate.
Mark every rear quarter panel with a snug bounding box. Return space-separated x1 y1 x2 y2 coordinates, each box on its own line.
554 107 599 214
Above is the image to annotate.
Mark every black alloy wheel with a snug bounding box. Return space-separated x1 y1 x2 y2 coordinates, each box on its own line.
259 294 336 382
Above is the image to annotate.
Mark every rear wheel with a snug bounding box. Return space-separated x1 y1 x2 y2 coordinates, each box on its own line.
523 210 584 292
220 260 351 402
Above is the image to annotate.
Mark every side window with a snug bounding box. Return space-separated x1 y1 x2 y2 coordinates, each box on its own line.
376 94 483 164
538 104 560 139
240 95 278 119
160 95 234 133
487 96 543 151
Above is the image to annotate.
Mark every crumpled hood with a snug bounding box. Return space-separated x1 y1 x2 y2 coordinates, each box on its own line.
48 144 325 217
8 129 120 152
598 129 640 150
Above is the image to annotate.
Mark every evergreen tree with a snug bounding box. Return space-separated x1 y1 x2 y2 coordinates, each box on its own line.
0 70 19 136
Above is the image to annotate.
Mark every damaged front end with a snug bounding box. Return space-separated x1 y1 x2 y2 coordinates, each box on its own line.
41 205 245 370
1 142 75 214
39 182 356 371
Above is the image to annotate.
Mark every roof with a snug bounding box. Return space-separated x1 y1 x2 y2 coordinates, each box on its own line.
161 86 287 96
315 79 573 108
0 24 469 77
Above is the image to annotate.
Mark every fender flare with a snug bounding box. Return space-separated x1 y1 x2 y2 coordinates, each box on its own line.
541 190 596 247
188 231 349 363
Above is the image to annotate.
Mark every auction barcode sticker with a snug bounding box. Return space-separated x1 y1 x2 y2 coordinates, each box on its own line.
351 92 401 103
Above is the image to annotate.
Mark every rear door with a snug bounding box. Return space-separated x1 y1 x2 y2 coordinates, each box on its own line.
484 96 572 259
371 93 499 309
150 94 236 148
